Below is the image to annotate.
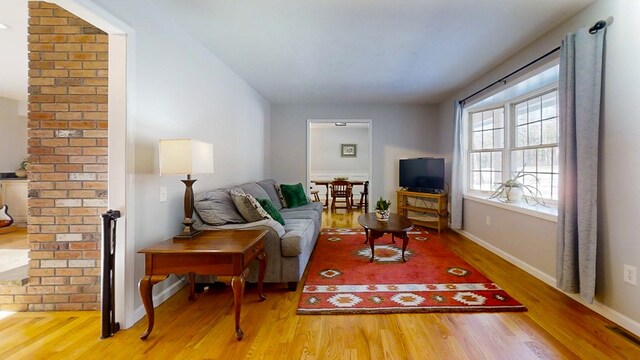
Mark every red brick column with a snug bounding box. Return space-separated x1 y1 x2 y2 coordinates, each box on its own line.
0 1 108 311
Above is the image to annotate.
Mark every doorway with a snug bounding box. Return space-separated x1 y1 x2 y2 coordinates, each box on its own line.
307 120 372 213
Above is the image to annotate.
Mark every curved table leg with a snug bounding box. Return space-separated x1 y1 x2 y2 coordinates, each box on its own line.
363 228 369 244
257 251 267 301
231 274 246 340
368 231 384 263
400 232 410 262
139 275 168 340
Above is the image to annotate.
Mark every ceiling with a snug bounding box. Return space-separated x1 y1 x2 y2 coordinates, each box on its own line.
0 0 594 105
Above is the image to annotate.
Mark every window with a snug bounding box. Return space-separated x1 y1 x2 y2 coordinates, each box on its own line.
466 82 559 202
469 108 503 191
511 90 559 200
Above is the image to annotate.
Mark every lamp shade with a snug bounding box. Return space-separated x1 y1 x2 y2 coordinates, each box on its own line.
159 139 214 175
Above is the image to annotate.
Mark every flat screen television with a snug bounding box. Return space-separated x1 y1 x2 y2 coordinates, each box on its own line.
399 157 445 193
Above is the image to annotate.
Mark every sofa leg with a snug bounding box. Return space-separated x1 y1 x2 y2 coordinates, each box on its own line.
287 282 298 291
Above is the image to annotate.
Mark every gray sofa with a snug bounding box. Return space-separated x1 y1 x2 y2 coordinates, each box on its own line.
192 179 322 289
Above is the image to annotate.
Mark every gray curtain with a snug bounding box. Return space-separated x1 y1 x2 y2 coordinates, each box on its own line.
450 101 464 229
556 26 605 303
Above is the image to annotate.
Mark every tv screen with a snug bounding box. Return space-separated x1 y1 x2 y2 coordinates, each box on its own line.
399 158 445 193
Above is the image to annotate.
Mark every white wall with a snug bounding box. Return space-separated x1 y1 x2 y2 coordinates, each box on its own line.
437 0 640 335
88 0 271 311
271 104 439 209
0 97 27 173
310 126 369 173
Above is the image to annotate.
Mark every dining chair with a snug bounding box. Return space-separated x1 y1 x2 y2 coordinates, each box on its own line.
330 180 352 210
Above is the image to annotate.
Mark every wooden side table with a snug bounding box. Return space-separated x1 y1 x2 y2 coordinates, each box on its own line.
137 229 268 340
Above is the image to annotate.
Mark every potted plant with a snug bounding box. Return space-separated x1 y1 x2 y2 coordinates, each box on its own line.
15 160 28 178
488 166 545 206
375 196 391 221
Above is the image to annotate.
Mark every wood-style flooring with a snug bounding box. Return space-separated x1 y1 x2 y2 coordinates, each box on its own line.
0 209 638 359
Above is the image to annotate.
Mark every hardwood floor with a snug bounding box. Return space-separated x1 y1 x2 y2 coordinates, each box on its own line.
0 227 28 249
0 209 639 359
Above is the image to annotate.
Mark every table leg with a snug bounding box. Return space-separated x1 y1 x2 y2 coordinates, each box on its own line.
363 228 369 244
139 275 167 340
368 231 384 263
257 251 267 301
231 274 246 340
324 184 329 207
400 233 409 262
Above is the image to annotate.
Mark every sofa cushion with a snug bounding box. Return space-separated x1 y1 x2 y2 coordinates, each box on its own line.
281 218 314 257
239 182 271 201
256 179 283 210
280 183 309 208
256 198 285 226
194 189 246 226
230 191 270 223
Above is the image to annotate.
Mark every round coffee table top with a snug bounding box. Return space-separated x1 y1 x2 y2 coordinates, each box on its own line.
358 213 413 232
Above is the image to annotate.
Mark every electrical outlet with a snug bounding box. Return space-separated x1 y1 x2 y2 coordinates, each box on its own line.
485 216 491 226
623 264 637 286
159 186 167 202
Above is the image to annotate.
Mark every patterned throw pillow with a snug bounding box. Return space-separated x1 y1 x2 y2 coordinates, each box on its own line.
230 190 270 223
256 198 285 226
274 183 288 208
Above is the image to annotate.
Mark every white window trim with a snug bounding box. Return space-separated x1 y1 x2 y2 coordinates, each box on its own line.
463 83 559 221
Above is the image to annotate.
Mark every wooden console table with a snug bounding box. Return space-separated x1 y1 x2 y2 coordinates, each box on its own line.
396 190 449 232
138 229 268 340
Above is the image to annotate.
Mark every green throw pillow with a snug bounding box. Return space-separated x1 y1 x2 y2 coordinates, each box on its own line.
257 198 285 226
280 183 309 208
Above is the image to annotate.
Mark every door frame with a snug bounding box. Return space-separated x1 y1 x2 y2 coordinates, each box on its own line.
306 119 373 212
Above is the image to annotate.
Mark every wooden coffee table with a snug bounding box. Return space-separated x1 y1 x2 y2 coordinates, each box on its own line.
357 213 414 262
138 229 268 340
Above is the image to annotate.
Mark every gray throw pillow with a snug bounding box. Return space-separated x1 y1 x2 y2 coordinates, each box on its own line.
230 190 270 223
194 189 246 226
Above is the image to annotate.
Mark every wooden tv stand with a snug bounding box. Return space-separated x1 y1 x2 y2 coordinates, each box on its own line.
396 190 449 233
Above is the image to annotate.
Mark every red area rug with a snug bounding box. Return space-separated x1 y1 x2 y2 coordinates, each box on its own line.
297 228 526 314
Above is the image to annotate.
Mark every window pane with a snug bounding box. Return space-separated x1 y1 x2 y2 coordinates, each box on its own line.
481 172 492 191
541 91 557 119
472 132 482 150
492 151 502 170
536 174 552 199
528 98 541 122
494 129 504 148
552 147 559 174
515 103 527 125
516 125 527 147
511 150 524 171
524 149 537 171
494 109 504 128
482 111 494 130
483 131 493 149
472 112 483 131
542 119 557 144
471 171 481 190
471 152 480 170
480 152 491 170
537 148 553 173
528 121 542 146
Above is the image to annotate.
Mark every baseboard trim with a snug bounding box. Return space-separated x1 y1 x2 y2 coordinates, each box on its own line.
132 277 187 325
453 229 640 338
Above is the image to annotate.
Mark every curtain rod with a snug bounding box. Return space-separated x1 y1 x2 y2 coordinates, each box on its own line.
459 19 607 105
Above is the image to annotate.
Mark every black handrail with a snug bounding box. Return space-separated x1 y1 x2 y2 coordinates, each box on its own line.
101 209 121 339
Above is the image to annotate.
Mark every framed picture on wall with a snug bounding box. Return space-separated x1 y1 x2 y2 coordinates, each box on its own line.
341 144 357 157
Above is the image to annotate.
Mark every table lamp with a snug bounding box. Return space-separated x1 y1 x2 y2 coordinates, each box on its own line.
159 139 214 239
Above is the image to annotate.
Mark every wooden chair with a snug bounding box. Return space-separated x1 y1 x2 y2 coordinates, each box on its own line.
330 180 352 210
358 181 369 210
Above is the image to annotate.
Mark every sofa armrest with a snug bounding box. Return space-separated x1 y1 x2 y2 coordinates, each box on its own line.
195 218 286 238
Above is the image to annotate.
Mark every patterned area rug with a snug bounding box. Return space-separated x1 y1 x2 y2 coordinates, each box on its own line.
297 228 526 314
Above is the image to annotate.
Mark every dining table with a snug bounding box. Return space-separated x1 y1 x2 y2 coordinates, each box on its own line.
311 179 368 208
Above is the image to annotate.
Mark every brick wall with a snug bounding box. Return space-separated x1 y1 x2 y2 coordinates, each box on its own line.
0 1 108 311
